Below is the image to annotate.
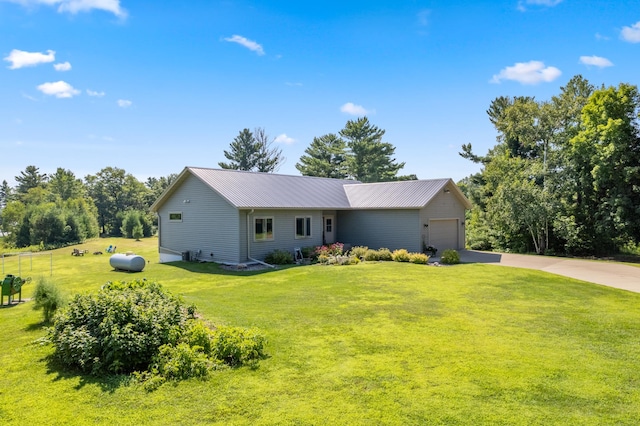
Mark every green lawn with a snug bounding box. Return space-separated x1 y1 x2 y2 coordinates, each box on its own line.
1 238 640 425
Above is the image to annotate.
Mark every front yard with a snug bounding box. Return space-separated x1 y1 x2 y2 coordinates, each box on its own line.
1 238 639 424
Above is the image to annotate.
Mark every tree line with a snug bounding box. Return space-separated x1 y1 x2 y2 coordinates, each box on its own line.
0 166 177 249
459 75 640 255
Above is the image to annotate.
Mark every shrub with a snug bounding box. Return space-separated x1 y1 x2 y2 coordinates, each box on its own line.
152 343 214 381
210 326 267 368
264 249 294 265
392 249 411 262
32 278 65 323
301 246 317 260
364 249 380 261
409 253 429 264
376 248 393 261
48 279 191 375
440 249 460 264
350 246 368 259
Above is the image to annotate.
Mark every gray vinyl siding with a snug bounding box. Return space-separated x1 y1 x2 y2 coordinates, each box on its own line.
420 191 467 249
337 209 421 252
157 174 240 264
245 209 324 261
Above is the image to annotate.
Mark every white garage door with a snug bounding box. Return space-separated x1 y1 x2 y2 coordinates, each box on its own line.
429 219 459 251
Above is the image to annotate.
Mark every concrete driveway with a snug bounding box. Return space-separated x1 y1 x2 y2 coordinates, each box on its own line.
458 250 640 293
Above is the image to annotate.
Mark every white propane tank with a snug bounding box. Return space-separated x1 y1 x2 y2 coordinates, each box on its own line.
109 253 146 272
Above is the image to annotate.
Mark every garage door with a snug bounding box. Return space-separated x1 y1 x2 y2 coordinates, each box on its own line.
429 219 459 251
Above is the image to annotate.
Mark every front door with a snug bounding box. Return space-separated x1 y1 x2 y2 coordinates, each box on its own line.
323 215 335 244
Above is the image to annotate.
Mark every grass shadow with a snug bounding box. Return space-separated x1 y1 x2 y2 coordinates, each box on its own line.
163 260 297 276
41 354 132 393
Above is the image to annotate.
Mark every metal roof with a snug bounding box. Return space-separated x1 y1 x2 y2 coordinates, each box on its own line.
188 167 355 209
344 179 452 208
151 167 471 211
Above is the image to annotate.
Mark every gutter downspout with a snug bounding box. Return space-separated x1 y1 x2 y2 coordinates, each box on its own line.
246 209 275 268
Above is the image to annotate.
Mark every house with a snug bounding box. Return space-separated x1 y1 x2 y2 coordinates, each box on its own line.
149 167 472 264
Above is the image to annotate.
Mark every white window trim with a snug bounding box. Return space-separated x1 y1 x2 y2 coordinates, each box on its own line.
168 211 183 222
295 216 312 239
254 216 274 242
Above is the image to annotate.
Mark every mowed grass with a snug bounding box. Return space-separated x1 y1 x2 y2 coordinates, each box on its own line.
1 238 640 425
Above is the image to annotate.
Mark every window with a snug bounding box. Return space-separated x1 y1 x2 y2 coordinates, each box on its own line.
295 216 312 239
169 212 182 222
325 218 332 233
255 217 274 241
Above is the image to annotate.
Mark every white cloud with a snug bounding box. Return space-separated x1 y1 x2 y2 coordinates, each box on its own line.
621 21 640 43
54 61 71 71
86 89 105 97
223 35 265 56
340 102 371 116
117 99 132 108
490 60 561 85
37 80 80 98
285 82 303 87
274 134 295 145
579 55 613 68
4 49 55 69
4 0 126 18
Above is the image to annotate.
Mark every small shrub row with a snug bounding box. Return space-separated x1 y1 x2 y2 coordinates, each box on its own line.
317 254 361 265
320 246 431 265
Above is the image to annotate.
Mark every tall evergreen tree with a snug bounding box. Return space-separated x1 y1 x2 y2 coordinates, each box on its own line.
219 128 284 173
15 165 47 196
295 133 349 179
339 117 405 182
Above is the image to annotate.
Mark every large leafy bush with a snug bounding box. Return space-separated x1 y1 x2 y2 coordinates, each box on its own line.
48 279 189 375
47 279 267 383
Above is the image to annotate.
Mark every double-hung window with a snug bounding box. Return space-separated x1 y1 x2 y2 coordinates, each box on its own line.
254 217 274 241
295 216 312 239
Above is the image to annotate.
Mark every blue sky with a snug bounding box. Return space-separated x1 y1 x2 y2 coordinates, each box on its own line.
1 0 639 186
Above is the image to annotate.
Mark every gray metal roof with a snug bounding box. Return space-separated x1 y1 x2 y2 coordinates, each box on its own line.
188 167 355 209
151 167 471 211
345 179 452 208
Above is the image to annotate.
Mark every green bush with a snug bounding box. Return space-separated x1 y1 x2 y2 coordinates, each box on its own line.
409 253 429 264
152 343 214 381
440 249 460 264
350 246 368 259
32 278 65 323
45 279 267 388
264 249 294 265
210 326 267 368
392 249 411 262
48 279 192 375
301 246 317 260
364 249 380 261
376 248 393 261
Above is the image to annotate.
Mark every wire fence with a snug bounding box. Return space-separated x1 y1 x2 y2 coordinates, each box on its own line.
1 252 53 277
